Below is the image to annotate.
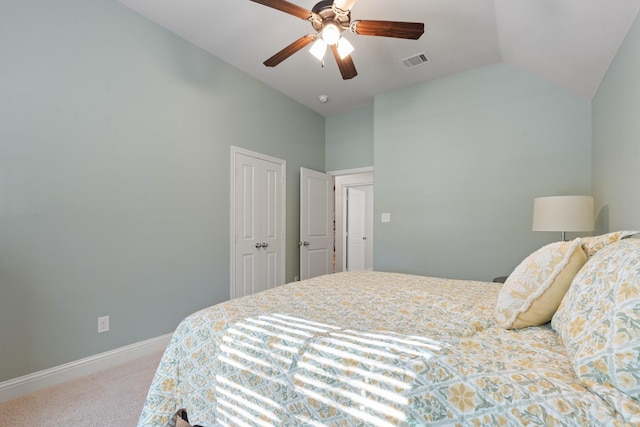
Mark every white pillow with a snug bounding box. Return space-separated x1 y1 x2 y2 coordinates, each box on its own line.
495 239 587 329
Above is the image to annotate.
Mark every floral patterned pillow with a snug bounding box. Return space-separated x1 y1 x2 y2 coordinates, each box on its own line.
495 239 587 329
581 230 638 258
552 238 640 415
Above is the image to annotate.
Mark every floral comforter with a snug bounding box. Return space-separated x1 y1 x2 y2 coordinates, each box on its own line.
138 271 632 426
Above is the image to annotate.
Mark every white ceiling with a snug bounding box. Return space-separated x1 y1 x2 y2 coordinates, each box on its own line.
117 0 640 117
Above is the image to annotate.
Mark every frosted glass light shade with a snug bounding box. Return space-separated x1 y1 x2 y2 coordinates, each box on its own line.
309 39 328 61
334 0 358 13
336 37 354 59
321 24 341 45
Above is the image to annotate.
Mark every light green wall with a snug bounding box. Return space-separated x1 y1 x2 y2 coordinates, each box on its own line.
592 12 640 232
325 107 374 171
0 0 324 381
4 0 636 385
373 64 592 281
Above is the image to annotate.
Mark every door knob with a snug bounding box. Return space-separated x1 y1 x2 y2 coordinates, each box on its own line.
303 241 310 246
261 242 269 248
255 243 262 249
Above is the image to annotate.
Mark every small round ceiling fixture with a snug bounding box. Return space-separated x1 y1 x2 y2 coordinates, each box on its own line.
319 95 329 103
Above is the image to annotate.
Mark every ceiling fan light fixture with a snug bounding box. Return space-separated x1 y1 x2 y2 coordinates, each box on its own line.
321 23 341 45
336 37 354 59
309 38 328 61
251 0 424 80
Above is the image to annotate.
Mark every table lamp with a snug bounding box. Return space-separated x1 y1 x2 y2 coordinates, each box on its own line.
532 195 594 241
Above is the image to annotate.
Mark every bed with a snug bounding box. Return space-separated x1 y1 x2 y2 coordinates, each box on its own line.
138 232 640 426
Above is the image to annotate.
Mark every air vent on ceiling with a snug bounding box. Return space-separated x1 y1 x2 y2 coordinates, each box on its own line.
400 52 429 69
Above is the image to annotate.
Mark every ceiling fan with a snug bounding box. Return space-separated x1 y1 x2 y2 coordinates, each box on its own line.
249 0 424 80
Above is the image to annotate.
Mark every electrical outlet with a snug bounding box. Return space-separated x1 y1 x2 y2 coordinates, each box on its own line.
98 316 110 333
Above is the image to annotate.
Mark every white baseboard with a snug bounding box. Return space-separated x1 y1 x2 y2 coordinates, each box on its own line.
0 333 172 403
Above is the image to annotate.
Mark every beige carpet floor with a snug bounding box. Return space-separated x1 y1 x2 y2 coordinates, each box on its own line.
0 350 163 426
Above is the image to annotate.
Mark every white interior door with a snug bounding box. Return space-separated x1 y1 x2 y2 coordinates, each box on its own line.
262 161 283 290
235 154 260 298
231 147 285 298
346 187 366 271
300 168 334 280
363 185 374 270
333 172 373 273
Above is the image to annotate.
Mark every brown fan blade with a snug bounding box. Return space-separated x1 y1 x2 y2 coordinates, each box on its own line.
264 35 316 67
331 45 357 80
249 0 313 20
351 20 424 40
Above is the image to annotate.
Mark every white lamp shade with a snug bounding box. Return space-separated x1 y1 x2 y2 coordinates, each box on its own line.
309 39 328 61
532 196 594 232
336 37 354 59
321 24 341 45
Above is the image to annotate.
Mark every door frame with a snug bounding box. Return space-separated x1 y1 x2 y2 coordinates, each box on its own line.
329 167 373 273
230 146 286 298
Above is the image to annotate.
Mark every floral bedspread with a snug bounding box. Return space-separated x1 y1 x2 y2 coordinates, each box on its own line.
138 271 633 426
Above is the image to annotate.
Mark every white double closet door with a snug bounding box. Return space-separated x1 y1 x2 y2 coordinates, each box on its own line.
231 147 285 299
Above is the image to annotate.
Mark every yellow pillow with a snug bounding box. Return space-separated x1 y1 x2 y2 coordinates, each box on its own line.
495 239 587 329
581 230 638 258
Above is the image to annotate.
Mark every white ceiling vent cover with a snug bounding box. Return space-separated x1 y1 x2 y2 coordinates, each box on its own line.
400 52 429 69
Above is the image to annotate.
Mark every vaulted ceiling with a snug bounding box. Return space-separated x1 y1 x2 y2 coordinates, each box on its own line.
117 0 640 116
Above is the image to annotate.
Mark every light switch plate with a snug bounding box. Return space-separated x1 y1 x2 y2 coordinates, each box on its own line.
381 213 391 223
